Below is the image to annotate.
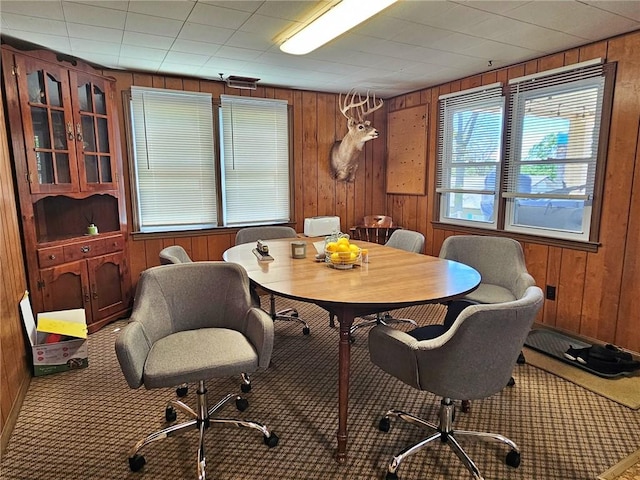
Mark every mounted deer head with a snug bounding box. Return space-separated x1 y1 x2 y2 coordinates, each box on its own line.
330 90 384 182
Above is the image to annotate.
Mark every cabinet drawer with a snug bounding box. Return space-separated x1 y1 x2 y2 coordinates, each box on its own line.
64 238 107 262
103 235 124 253
37 246 65 268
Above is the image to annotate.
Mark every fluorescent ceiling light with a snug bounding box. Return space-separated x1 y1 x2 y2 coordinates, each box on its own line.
280 0 398 55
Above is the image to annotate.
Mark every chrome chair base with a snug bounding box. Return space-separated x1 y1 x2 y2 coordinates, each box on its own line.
379 398 520 480
346 312 416 341
126 380 279 479
269 294 310 335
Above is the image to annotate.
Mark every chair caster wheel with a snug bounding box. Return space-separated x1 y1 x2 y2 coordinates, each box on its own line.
165 406 177 422
302 326 310 335
236 397 249 411
506 449 521 468
264 431 279 448
378 417 390 432
129 454 146 472
349 335 356 343
461 400 471 413
241 383 252 393
176 385 188 397
517 352 526 364
385 471 399 480
507 376 516 387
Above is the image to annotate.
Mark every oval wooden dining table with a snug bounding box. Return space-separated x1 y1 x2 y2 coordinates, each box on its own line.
223 237 480 464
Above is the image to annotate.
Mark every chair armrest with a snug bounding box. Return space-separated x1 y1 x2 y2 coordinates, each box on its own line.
115 321 152 389
368 326 422 389
244 307 275 369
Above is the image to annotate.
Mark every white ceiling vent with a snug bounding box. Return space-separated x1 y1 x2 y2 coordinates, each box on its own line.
226 75 260 90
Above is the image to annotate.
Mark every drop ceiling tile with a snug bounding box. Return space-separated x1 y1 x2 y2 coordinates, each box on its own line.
71 1 128 11
171 39 222 56
124 12 184 37
179 21 234 44
67 23 123 43
118 44 168 61
128 1 195 20
69 38 121 56
62 2 126 29
117 57 162 71
122 31 176 50
1 13 68 35
583 1 640 21
187 2 251 28
215 45 263 61
2 31 72 53
0 1 64 20
224 30 273 50
163 50 210 66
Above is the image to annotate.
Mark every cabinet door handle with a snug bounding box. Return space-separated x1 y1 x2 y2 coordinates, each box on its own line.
49 254 56 260
92 285 98 300
66 122 75 140
76 123 83 142
83 287 90 303
80 246 90 253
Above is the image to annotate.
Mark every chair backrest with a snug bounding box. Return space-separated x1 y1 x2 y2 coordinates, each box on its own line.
369 285 544 400
439 235 534 299
159 245 193 264
235 226 297 245
362 215 395 228
385 229 425 254
350 215 399 245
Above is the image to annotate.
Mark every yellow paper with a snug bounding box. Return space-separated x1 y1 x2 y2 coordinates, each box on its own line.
37 310 87 339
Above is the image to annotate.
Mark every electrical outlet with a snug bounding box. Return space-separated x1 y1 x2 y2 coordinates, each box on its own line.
546 285 556 300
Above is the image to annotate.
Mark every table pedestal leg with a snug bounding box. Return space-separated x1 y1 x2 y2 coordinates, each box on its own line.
335 308 353 464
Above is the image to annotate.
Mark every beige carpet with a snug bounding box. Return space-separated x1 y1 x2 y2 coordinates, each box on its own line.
523 347 640 410
2 299 639 480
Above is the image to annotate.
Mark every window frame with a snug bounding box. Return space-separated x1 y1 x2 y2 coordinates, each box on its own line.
434 60 616 249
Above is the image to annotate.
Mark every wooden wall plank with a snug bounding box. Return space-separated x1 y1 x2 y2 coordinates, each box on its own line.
0 88 30 450
556 250 587 333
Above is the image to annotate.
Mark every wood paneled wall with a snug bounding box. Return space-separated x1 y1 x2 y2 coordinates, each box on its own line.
107 72 387 284
0 85 31 452
388 31 640 353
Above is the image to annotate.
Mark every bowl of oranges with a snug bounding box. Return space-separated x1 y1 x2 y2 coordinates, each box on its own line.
324 235 361 269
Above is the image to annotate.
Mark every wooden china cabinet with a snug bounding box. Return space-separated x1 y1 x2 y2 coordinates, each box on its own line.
2 44 131 333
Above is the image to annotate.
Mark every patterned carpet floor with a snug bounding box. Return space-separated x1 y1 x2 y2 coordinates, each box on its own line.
2 298 639 480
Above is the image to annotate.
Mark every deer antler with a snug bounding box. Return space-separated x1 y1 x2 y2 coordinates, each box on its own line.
339 90 384 123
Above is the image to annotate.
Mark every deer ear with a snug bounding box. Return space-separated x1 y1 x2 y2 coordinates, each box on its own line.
364 120 371 126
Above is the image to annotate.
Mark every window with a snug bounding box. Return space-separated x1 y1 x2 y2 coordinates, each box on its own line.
436 83 504 227
436 60 615 243
219 95 290 226
128 88 291 233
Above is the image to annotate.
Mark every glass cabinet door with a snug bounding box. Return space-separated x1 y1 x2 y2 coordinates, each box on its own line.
15 56 79 194
71 71 118 191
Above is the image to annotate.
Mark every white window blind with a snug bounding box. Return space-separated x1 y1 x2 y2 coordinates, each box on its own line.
503 61 612 239
437 83 504 225
130 86 217 232
219 95 290 226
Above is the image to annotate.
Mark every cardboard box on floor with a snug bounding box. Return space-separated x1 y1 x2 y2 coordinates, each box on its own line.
19 292 89 376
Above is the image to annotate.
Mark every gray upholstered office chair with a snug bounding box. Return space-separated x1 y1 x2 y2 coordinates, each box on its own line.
438 235 535 305
337 229 425 340
235 226 310 335
369 285 544 480
159 245 193 265
115 262 279 478
438 235 536 410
